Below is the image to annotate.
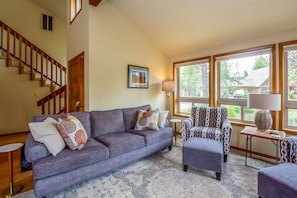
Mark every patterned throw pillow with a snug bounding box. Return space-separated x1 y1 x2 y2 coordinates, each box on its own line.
57 115 88 150
135 109 160 131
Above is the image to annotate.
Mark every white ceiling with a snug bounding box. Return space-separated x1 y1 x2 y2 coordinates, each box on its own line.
31 0 297 57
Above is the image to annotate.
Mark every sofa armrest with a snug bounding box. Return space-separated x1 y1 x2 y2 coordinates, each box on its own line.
221 120 232 154
280 136 297 163
25 133 50 163
181 117 194 143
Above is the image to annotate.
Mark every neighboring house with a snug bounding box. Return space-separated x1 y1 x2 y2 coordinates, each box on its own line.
238 67 270 94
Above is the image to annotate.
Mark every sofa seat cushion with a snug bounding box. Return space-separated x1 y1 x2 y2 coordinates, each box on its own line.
95 132 145 158
189 126 222 141
33 139 109 179
129 127 173 145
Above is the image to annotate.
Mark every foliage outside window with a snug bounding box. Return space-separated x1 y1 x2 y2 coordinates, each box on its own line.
281 41 297 130
174 57 210 115
215 46 274 123
70 0 82 23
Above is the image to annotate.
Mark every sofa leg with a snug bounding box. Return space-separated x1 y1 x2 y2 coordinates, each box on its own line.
216 172 221 180
168 146 172 151
183 165 188 172
224 154 228 162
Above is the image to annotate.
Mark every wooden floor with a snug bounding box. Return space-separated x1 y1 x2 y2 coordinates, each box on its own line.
0 132 33 198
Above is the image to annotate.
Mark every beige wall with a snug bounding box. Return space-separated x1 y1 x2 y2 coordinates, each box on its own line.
0 0 66 134
67 1 170 111
170 28 297 160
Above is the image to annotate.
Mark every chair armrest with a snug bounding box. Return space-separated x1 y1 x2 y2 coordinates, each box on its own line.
280 136 297 163
222 119 232 154
181 117 194 143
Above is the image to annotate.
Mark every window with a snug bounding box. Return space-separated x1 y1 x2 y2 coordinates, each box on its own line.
215 45 275 122
174 57 210 115
280 40 297 131
70 0 82 23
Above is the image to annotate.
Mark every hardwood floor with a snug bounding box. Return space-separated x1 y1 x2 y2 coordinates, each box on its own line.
0 132 33 198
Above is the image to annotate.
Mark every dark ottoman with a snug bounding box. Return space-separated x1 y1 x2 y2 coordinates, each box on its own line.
258 163 297 198
183 137 223 180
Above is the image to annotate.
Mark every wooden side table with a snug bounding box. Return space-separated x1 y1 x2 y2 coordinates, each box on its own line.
0 143 24 197
240 126 286 169
170 119 181 147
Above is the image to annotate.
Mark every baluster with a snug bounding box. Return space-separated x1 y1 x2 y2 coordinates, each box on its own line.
18 37 22 74
40 52 44 86
6 28 10 66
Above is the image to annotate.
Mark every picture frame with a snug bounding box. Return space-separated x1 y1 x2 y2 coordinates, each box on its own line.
128 65 149 89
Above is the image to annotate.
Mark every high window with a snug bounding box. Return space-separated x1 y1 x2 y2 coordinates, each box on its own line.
215 45 275 122
280 40 297 131
174 57 210 115
70 0 82 23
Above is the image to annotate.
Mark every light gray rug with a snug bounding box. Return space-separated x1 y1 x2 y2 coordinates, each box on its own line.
13 144 272 198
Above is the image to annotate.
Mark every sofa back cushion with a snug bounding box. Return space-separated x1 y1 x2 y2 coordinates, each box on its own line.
193 107 227 128
31 111 91 139
122 104 151 130
91 109 125 137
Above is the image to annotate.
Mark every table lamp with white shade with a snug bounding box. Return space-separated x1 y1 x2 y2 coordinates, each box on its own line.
247 94 281 132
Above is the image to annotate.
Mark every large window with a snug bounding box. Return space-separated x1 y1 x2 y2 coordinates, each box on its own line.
215 45 275 122
174 57 210 115
280 41 297 131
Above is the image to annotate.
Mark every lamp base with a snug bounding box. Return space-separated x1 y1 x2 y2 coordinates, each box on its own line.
254 110 272 132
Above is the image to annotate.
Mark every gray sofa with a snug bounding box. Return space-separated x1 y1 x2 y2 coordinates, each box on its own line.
25 104 173 198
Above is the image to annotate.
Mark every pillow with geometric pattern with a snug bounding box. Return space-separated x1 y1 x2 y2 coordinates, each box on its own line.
134 109 160 131
57 115 88 150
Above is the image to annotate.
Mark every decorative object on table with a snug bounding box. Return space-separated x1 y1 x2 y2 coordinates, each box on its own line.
170 118 181 147
162 80 175 119
248 94 281 132
127 65 149 88
0 143 24 197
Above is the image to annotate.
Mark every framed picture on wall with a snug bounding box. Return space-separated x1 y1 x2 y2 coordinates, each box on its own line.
128 65 149 88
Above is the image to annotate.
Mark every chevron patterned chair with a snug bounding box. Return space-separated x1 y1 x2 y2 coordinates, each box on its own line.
181 106 232 162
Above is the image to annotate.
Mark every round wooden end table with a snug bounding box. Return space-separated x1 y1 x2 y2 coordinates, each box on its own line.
0 143 24 197
170 119 181 147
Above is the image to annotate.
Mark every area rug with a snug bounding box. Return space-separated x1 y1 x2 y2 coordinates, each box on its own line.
13 144 272 198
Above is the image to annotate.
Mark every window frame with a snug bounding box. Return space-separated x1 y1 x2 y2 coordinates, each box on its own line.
279 40 297 132
173 56 211 116
70 0 82 23
213 44 276 124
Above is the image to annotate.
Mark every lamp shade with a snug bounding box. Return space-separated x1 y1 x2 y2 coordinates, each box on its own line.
248 94 281 111
162 80 175 92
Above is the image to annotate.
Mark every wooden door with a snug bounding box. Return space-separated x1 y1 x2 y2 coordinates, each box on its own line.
68 52 84 112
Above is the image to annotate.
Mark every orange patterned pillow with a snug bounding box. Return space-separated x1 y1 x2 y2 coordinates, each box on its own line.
57 115 88 150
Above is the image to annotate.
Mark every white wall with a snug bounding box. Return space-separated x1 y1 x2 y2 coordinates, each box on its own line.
170 28 297 160
0 0 67 134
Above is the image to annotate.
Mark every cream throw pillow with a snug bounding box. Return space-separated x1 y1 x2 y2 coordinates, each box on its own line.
29 117 66 156
158 110 169 128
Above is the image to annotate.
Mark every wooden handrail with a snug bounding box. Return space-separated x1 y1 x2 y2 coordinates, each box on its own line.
37 85 67 114
0 20 66 88
0 20 67 115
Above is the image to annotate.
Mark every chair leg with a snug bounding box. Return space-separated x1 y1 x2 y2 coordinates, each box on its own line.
224 154 228 162
168 146 172 151
216 172 221 180
183 165 188 172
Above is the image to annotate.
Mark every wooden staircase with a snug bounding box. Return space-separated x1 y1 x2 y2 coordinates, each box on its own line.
0 20 67 114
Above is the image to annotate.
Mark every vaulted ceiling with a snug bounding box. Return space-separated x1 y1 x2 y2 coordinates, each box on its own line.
32 0 297 56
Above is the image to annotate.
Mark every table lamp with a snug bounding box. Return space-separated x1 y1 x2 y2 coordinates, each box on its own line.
247 94 281 132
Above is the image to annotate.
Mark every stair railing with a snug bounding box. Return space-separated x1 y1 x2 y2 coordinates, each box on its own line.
0 20 67 114
37 85 67 114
